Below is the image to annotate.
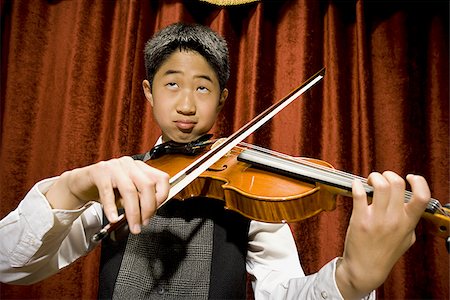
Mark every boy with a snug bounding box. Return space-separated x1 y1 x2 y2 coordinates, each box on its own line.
0 23 431 299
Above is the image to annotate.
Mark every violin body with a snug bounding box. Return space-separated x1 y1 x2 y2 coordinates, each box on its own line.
146 146 337 223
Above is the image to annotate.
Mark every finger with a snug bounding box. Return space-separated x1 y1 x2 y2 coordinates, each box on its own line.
135 161 170 207
381 171 406 212
405 174 431 220
135 162 170 225
366 172 391 213
112 158 143 234
351 178 369 220
138 186 156 227
91 162 120 224
127 163 160 225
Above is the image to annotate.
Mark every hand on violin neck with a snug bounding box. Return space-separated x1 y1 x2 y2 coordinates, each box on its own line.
45 156 170 234
335 171 431 299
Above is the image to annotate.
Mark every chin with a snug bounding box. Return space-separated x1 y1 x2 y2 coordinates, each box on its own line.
166 133 199 143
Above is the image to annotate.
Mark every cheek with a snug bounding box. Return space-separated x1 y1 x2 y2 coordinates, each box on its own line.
200 106 220 126
151 98 171 116
151 105 171 129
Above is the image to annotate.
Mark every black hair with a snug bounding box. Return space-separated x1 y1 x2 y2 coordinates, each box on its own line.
144 23 230 91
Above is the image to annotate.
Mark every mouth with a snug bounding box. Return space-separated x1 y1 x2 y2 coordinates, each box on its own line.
175 120 196 132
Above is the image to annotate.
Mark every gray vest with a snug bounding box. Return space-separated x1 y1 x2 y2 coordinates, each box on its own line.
97 153 250 299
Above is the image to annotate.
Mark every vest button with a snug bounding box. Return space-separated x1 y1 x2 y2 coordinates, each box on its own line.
157 286 165 295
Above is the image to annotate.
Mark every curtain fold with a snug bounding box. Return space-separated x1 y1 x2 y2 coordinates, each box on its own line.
1 0 448 299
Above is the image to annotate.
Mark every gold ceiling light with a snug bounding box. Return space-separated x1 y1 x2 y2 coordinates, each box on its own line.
198 0 260 5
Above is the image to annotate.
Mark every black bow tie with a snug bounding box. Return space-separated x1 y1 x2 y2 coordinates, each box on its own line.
148 134 214 160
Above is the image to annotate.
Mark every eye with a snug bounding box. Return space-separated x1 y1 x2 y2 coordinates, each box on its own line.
166 82 178 89
197 86 210 93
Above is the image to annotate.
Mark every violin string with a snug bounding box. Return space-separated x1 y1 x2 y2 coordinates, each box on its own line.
238 142 368 185
436 204 449 216
237 142 448 216
213 140 448 218
204 140 447 217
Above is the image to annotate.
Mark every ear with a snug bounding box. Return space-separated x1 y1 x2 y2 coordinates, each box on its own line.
217 88 228 112
142 80 154 106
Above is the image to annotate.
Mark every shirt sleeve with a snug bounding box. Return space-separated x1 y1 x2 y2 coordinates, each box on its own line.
0 177 102 285
246 221 375 300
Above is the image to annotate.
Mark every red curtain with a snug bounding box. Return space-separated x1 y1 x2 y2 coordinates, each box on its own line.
1 0 448 299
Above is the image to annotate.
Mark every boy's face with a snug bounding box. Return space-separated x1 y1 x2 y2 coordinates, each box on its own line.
143 50 228 143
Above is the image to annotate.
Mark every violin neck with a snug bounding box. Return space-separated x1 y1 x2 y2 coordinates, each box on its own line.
238 147 369 193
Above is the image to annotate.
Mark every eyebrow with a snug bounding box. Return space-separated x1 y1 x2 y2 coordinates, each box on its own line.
163 69 214 83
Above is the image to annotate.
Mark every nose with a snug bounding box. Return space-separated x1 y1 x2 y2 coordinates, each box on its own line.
176 91 196 115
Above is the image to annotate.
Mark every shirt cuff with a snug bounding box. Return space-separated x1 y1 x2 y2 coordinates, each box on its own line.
9 177 93 267
26 177 93 235
315 258 375 300
315 257 345 299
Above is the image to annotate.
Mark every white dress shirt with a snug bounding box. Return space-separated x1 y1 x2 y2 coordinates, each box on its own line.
0 177 374 299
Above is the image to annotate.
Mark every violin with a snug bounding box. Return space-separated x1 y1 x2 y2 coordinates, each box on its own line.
91 68 449 250
145 139 450 242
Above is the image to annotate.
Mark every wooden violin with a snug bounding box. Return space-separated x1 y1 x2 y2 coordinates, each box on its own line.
144 140 450 243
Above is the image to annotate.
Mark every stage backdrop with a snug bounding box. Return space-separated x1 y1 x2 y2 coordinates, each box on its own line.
1 0 448 299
